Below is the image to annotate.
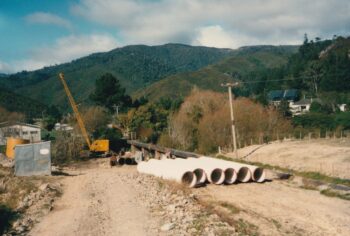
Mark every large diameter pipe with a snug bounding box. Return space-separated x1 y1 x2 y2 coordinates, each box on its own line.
118 157 125 165
180 158 225 185
234 163 265 183
125 157 136 165
127 140 200 158
170 159 206 185
199 157 265 183
222 167 237 184
197 158 237 184
157 159 205 186
198 157 252 183
137 159 197 188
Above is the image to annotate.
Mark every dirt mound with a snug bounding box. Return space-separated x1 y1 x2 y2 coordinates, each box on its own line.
232 139 350 179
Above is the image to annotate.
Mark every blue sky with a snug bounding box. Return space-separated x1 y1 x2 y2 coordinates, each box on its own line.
0 0 349 73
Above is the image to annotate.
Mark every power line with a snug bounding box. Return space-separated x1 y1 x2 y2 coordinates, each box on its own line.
238 77 304 84
233 72 343 84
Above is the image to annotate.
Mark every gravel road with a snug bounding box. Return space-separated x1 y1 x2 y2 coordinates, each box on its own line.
28 158 350 236
29 160 235 236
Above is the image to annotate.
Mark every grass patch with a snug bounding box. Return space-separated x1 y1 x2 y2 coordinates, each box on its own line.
216 155 350 187
158 178 192 195
219 201 240 214
190 212 210 235
299 185 318 191
0 204 20 234
320 189 350 201
235 218 259 236
271 219 282 229
197 199 258 235
0 145 5 154
300 172 350 187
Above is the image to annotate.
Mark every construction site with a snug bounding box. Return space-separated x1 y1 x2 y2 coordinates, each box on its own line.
1 2 350 235
0 71 350 236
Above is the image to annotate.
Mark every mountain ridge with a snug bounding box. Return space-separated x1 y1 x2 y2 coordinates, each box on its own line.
0 43 234 110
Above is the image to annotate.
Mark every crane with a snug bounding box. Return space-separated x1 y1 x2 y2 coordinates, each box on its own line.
58 73 109 155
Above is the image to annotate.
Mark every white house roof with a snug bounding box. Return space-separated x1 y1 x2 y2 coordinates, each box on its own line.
0 121 41 129
293 98 322 106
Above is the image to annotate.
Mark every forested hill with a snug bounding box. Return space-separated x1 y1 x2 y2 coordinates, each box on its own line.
138 36 350 104
0 87 48 119
135 45 298 101
0 43 233 109
238 36 350 103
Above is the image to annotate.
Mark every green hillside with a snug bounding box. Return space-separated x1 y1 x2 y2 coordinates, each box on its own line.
135 45 298 101
0 88 47 119
0 44 233 110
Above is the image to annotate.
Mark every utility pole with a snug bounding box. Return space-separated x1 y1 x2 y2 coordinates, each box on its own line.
112 104 120 117
221 82 239 159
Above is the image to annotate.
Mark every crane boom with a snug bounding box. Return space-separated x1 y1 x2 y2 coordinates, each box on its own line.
58 73 92 149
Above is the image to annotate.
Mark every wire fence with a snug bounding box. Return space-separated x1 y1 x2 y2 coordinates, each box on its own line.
220 129 350 152
219 129 350 179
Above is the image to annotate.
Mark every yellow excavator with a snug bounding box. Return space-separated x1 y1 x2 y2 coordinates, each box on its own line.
58 73 109 156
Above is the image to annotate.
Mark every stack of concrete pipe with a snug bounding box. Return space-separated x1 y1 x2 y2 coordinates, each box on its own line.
114 157 137 165
137 159 198 188
137 156 265 188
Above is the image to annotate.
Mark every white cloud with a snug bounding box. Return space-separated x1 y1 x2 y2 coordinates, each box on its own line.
1 34 119 73
71 0 350 47
29 34 118 64
193 25 238 49
25 12 72 29
0 60 12 74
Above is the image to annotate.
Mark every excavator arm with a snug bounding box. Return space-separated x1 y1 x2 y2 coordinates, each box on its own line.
58 73 92 149
58 73 109 154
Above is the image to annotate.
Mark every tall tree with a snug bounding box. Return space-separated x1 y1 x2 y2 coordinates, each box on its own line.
90 73 132 112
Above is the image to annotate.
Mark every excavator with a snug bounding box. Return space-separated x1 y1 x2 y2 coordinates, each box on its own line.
58 73 109 156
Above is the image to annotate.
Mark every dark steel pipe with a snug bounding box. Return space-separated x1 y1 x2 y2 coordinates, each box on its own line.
127 140 199 159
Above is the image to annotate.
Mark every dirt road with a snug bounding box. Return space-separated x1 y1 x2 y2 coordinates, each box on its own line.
29 159 350 236
30 164 161 236
194 179 350 236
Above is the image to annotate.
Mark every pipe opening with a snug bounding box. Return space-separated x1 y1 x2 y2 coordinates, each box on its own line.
125 157 136 165
118 158 125 165
224 168 237 184
181 171 197 188
210 168 225 185
193 168 206 184
253 168 265 183
237 167 251 182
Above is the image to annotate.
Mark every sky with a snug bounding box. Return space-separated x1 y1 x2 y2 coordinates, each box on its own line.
0 0 349 73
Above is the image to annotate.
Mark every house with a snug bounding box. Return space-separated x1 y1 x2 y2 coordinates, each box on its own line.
267 89 299 106
338 104 348 112
289 98 321 116
0 121 41 145
54 123 73 131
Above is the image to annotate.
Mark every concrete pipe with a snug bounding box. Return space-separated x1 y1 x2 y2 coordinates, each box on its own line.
136 159 158 174
233 163 265 183
194 158 237 184
171 159 206 185
207 157 264 183
184 158 225 185
125 157 136 165
137 159 198 188
118 157 125 165
156 159 204 186
198 157 252 183
222 167 237 184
